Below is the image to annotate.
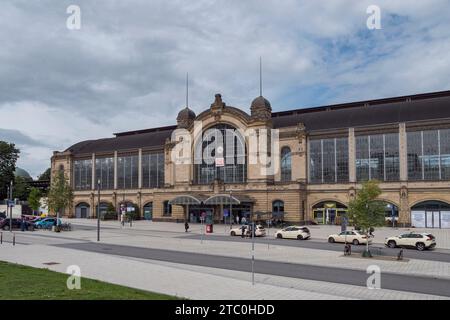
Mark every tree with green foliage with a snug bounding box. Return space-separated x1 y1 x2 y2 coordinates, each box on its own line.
38 168 51 181
0 141 19 199
13 175 32 200
348 180 386 257
28 187 42 215
46 171 73 222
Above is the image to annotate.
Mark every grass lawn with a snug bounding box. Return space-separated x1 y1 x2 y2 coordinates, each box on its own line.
0 261 180 300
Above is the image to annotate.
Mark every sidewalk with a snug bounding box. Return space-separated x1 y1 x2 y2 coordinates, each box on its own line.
0 242 447 300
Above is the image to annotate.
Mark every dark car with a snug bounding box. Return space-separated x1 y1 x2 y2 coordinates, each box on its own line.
0 218 35 231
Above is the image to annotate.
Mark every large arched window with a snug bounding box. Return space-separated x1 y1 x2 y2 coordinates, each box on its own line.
281 146 292 182
194 124 246 184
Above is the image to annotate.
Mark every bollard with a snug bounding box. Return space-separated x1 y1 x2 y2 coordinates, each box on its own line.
13 233 15 246
1 231 2 244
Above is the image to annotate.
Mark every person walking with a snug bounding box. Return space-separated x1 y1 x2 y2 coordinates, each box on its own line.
120 212 125 227
185 221 189 232
241 225 246 238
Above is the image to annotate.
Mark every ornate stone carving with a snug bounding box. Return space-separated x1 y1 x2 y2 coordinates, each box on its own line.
400 186 408 199
211 93 225 109
348 187 356 199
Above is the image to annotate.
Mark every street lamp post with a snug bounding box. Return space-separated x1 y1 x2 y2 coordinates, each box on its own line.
9 181 13 232
229 190 232 229
97 179 101 242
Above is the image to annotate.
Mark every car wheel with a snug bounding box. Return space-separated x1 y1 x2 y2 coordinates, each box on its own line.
328 237 335 243
3 225 10 231
230 231 236 236
297 235 303 240
352 239 359 245
388 240 396 248
416 243 425 251
277 233 283 239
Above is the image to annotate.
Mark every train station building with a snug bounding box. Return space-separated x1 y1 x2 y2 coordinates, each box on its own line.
51 90 450 228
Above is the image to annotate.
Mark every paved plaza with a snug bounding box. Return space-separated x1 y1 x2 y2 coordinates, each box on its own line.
1 219 450 299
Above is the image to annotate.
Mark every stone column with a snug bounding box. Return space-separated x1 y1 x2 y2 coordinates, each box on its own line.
399 123 407 182
114 151 118 190
348 128 356 183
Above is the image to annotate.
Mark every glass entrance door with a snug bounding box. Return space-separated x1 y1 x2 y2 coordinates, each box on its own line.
433 211 440 228
426 211 441 228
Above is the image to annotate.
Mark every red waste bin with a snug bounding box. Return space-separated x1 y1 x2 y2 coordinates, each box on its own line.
206 224 213 233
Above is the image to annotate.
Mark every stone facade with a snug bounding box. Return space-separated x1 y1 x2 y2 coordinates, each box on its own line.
51 92 450 227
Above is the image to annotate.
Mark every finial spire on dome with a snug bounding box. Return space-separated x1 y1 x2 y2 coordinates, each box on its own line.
259 56 262 97
185 72 189 108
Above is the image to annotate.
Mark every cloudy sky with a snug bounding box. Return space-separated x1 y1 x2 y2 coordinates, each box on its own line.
1 0 450 178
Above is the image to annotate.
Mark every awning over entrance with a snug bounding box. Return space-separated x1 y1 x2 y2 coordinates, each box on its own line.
204 194 254 205
168 194 207 205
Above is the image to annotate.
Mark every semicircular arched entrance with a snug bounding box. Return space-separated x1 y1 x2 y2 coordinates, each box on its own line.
75 202 90 219
312 201 348 225
410 200 450 228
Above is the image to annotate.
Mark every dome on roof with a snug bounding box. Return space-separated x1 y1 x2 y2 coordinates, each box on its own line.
176 106 196 128
14 167 32 180
250 96 272 121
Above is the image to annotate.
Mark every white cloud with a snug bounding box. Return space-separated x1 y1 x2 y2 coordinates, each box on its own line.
1 0 450 176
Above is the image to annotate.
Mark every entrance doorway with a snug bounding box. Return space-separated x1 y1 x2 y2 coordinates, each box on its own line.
75 203 90 218
411 201 450 229
313 201 347 225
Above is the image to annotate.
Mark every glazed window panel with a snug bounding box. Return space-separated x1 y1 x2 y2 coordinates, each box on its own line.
95 157 114 190
407 131 422 180
423 130 440 180
309 137 349 183
142 153 165 188
384 133 400 181
440 129 450 180
117 155 138 189
322 139 335 183
355 136 370 181
280 147 292 182
407 129 450 181
335 138 349 182
194 124 246 184
309 139 322 183
369 135 384 180
73 159 92 190
356 133 399 182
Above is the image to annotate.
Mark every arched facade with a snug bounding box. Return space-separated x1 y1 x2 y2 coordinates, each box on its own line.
51 91 450 227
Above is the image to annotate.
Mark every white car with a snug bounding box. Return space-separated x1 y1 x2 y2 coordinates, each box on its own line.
328 230 372 245
385 232 436 251
230 225 266 237
275 226 311 240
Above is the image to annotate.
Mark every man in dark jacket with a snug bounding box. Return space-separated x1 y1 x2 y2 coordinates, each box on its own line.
185 222 189 232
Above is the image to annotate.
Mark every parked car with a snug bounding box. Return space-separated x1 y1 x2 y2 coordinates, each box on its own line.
385 232 436 251
230 225 266 237
275 226 311 240
34 217 62 229
328 230 372 245
0 218 35 231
